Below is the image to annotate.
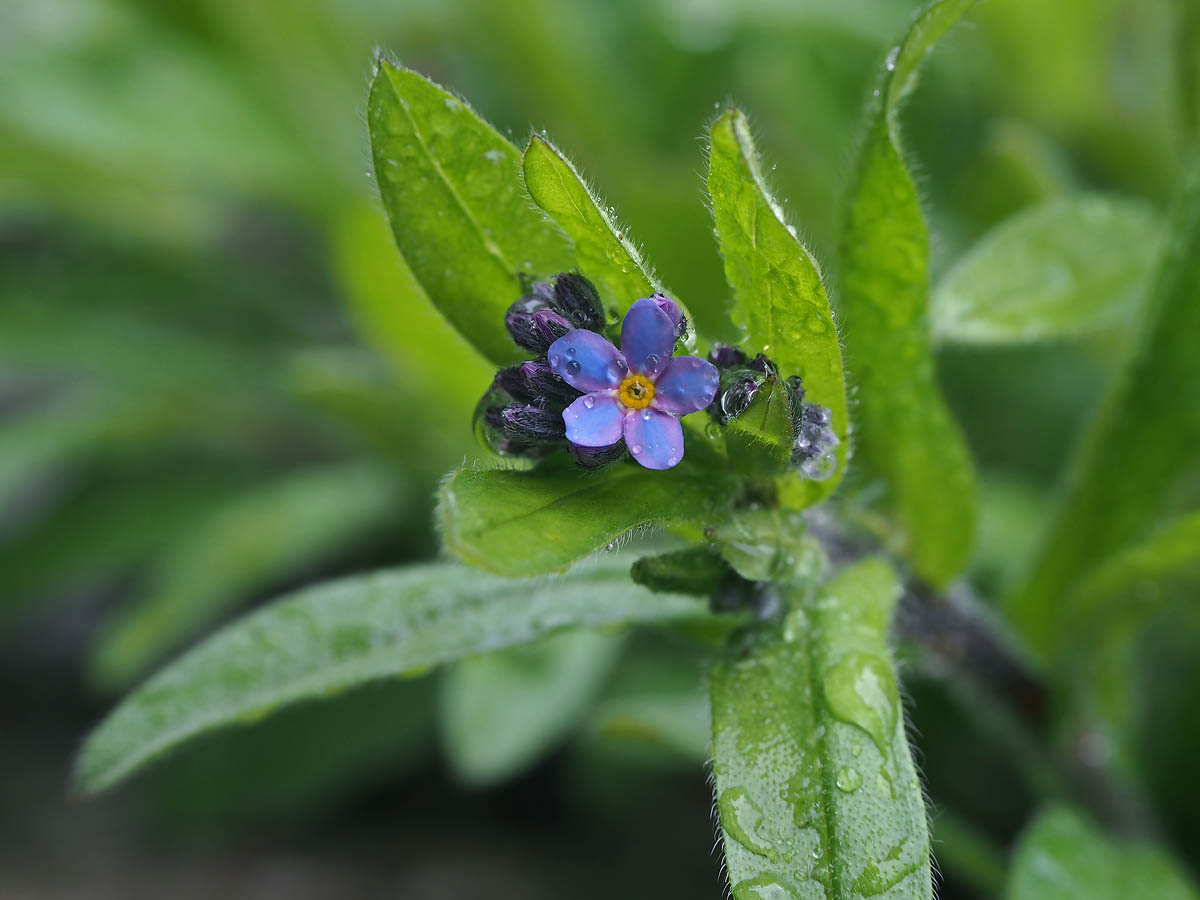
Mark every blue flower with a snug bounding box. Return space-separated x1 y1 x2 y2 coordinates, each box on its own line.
547 297 719 470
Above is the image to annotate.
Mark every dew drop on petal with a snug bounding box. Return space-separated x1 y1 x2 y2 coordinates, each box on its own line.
643 353 661 375
641 410 652 421
667 455 678 466
632 443 643 454
549 353 560 367
566 360 581 376
582 395 595 409
567 346 577 356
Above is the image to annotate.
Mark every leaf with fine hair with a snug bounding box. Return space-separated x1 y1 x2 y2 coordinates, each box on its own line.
74 556 713 796
439 461 739 577
711 559 931 899
836 0 979 588
367 61 574 365
707 107 849 504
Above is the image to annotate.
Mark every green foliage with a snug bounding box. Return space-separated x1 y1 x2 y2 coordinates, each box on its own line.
440 629 622 785
712 507 826 585
707 107 849 501
74 557 711 795
837 0 979 588
1008 807 1198 899
87 463 412 690
630 545 732 596
439 462 739 577
932 195 1161 344
522 135 672 319
1009 152 1200 654
711 559 930 899
367 61 574 365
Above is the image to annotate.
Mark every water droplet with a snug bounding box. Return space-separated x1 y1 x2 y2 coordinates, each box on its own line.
643 353 661 374
729 877 797 900
872 88 880 97
822 652 899 753
641 410 652 421
566 346 577 356
835 767 862 793
605 541 616 552
582 395 595 409
705 422 722 440
666 455 678 466
799 445 839 482
605 308 620 325
549 353 560 367
566 360 581 375
631 443 643 454
718 789 778 860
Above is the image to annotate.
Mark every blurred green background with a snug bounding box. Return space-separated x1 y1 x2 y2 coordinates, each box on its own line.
1 0 1195 897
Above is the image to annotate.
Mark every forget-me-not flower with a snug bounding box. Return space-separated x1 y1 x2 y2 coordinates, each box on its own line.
547 297 719 470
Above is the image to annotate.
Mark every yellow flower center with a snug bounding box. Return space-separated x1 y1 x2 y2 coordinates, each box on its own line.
618 374 655 409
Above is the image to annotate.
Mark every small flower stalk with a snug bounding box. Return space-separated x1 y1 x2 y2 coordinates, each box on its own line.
476 272 835 478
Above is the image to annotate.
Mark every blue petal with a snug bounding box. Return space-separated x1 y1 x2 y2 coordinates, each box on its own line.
623 407 684 470
652 356 719 416
620 299 675 377
563 393 625 447
548 330 625 392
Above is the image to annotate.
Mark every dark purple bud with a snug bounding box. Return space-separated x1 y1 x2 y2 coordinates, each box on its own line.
521 358 579 403
707 343 747 370
493 365 537 403
570 440 627 468
748 353 777 375
505 280 562 351
532 309 573 346
783 374 806 430
552 273 604 331
790 402 839 481
500 402 567 442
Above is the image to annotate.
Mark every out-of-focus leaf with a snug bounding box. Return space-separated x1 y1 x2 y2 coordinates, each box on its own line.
711 507 826 585
330 200 492 421
711 559 931 899
86 462 411 690
707 107 848 502
837 0 979 589
148 678 435 835
74 556 711 795
1008 807 1197 900
522 135 681 322
367 61 573 365
0 468 252 627
932 195 1161 343
439 461 738 577
440 628 622 785
1009 153 1200 653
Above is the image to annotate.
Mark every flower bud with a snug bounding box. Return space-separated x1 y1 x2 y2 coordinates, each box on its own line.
570 440 627 468
499 402 567 442
520 359 579 403
707 344 747 369
552 273 604 331
651 293 689 342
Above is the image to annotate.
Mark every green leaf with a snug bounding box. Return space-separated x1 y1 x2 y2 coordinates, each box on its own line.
710 559 931 900
932 194 1161 344
1008 152 1200 653
723 373 801 480
836 0 979 588
631 545 732 596
712 507 827 585
1059 509 1200 652
1008 807 1198 900
439 461 738 577
522 135 677 320
86 463 411 690
367 61 573 365
74 556 712 795
440 629 622 785
707 107 849 502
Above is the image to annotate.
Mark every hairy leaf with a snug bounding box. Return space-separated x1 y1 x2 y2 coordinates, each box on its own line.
74 557 711 795
837 0 979 588
1009 152 1200 653
367 61 573 365
523 135 683 322
439 461 738 577
932 195 1161 344
1008 807 1197 900
712 507 826 585
711 559 931 899
441 629 622 785
708 107 849 502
